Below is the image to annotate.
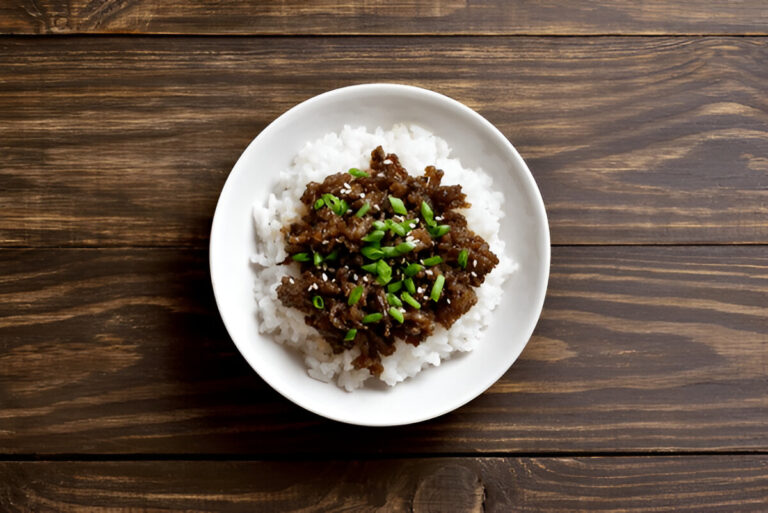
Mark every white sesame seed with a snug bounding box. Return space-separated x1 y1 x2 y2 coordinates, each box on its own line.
344 182 350 189
447 298 451 304
383 159 393 165
322 240 329 245
353 273 359 281
473 259 477 267
361 193 366 198
471 271 477 277
322 273 328 281
374 204 380 211
417 287 423 293
289 278 295 284
426 269 433 276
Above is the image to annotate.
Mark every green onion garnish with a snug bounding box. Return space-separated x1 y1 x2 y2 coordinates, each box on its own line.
404 263 423 277
348 285 364 306
422 255 443 266
336 199 349 216
344 328 357 341
314 198 325 209
395 242 415 255
380 246 399 258
421 201 436 227
430 274 445 302
312 295 324 309
388 307 404 324
429 224 451 238
458 249 469 269
388 196 408 215
387 293 403 307
376 260 392 283
404 277 416 294
387 281 403 293
362 312 383 324
313 252 323 267
355 202 371 217
362 230 385 242
401 291 421 309
361 263 378 273
348 168 369 178
389 222 407 237
361 246 384 260
322 193 338 211
373 220 386 230
292 252 311 262
325 248 340 261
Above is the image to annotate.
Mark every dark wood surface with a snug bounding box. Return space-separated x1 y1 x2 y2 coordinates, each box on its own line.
2 37 767 247
2 457 767 512
2 0 768 35
2 2 767 511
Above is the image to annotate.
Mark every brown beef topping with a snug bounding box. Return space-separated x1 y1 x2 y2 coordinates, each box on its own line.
276 146 500 376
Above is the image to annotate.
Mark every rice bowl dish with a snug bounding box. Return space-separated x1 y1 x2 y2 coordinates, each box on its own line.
251 124 516 391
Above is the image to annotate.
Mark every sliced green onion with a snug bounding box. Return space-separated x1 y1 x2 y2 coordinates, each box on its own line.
325 248 340 261
387 281 403 293
388 307 404 324
401 291 421 309
401 219 417 233
376 260 392 283
430 274 445 302
348 168 369 178
314 198 325 209
373 220 386 230
388 196 408 215
348 285 364 306
421 201 436 227
361 263 379 273
361 246 384 260
336 199 349 216
404 263 423 277
395 241 415 255
423 255 443 267
362 230 385 242
387 293 403 307
362 312 383 324
313 252 323 267
458 249 469 269
312 295 324 309
292 252 311 262
389 222 407 237
355 202 371 217
380 246 399 259
322 193 339 211
429 224 451 238
344 328 357 341
404 277 416 294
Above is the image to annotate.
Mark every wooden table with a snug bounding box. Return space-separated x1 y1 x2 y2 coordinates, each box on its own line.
2 2 767 511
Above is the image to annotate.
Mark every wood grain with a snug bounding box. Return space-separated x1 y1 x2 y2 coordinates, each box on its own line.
2 0 768 35
1 457 767 512
1 37 767 247
1 246 765 455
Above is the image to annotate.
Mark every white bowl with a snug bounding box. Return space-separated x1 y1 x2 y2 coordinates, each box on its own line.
210 84 549 426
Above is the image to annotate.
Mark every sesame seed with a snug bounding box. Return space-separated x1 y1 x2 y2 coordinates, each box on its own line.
289 278 295 284
417 287 423 293
473 259 477 267
471 271 477 277
344 182 350 189
353 273 359 281
374 204 380 211
361 193 366 198
383 159 393 165
322 240 329 245
447 298 451 304
322 273 328 281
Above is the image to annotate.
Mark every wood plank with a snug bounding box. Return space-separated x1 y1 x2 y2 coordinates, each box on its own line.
2 37 767 247
2 1 768 35
1 246 766 454
1 457 767 512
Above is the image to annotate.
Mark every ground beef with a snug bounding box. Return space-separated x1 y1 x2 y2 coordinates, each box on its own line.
276 146 499 376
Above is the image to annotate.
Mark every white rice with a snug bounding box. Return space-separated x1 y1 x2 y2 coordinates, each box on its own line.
251 124 515 391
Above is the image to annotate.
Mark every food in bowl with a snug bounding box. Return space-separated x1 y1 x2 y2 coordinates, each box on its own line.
251 125 515 390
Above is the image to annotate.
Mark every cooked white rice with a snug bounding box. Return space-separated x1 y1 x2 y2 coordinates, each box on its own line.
251 124 515 391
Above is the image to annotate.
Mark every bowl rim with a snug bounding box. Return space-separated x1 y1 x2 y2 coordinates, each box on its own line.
209 83 550 426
